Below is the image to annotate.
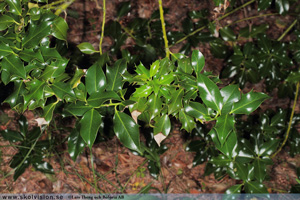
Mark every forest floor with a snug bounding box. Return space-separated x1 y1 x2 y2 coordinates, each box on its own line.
0 0 300 194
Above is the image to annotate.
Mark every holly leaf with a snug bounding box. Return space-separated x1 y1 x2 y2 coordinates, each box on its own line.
231 91 269 115
113 111 143 155
80 109 102 149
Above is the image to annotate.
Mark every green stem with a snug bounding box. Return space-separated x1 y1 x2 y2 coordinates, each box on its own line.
172 0 256 47
90 149 100 193
99 0 106 55
277 19 298 41
118 21 137 40
271 81 300 158
224 13 278 28
158 0 170 58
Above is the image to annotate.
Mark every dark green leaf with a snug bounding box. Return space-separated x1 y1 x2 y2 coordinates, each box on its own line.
234 162 248 181
43 102 57 123
0 15 16 30
184 102 211 122
254 159 266 182
150 60 160 78
244 181 268 193
168 88 184 115
191 50 205 75
275 0 289 14
231 91 269 115
22 18 53 48
33 161 54 174
2 54 26 79
4 80 24 108
132 85 152 98
63 101 92 117
258 0 272 11
23 79 46 109
106 59 127 91
259 139 279 157
19 49 44 63
220 84 240 114
80 109 102 149
86 61 106 95
179 109 195 132
68 124 85 161
178 58 193 74
113 111 143 155
0 129 23 142
6 0 22 15
225 184 243 194
148 93 162 121
220 27 236 41
215 114 235 145
52 17 68 41
210 129 237 157
154 114 171 136
210 155 231 167
0 41 14 58
286 70 300 83
87 91 121 107
197 74 223 113
40 46 63 61
117 1 131 18
77 42 98 54
51 82 75 100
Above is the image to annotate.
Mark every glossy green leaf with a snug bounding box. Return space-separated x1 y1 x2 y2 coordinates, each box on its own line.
4 80 24 108
179 109 195 132
135 62 150 79
225 184 243 194
210 129 237 157
154 114 171 136
275 0 289 14
220 27 236 41
209 39 230 59
215 114 235 145
150 60 160 78
2 54 26 79
148 93 162 121
6 0 22 15
68 124 85 161
106 59 127 91
51 82 75 100
259 139 279 157
132 85 152 99
33 161 54 174
23 79 46 109
43 102 57 123
0 42 14 59
231 91 269 115
117 1 131 18
178 58 193 74
80 109 102 149
86 61 106 95
22 19 53 48
254 159 266 182
244 181 268 193
52 17 68 41
210 155 231 167
191 50 205 75
220 84 240 114
40 46 63 61
0 15 16 30
0 129 23 142
286 70 300 83
234 162 248 181
168 88 184 115
19 49 44 63
40 62 67 81
113 111 143 155
87 91 121 107
69 67 85 89
197 74 223 113
77 42 98 54
258 0 272 11
63 101 92 117
184 102 210 122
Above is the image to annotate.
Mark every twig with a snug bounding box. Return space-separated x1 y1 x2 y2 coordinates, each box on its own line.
277 19 298 41
271 81 299 158
99 0 106 55
158 0 170 58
